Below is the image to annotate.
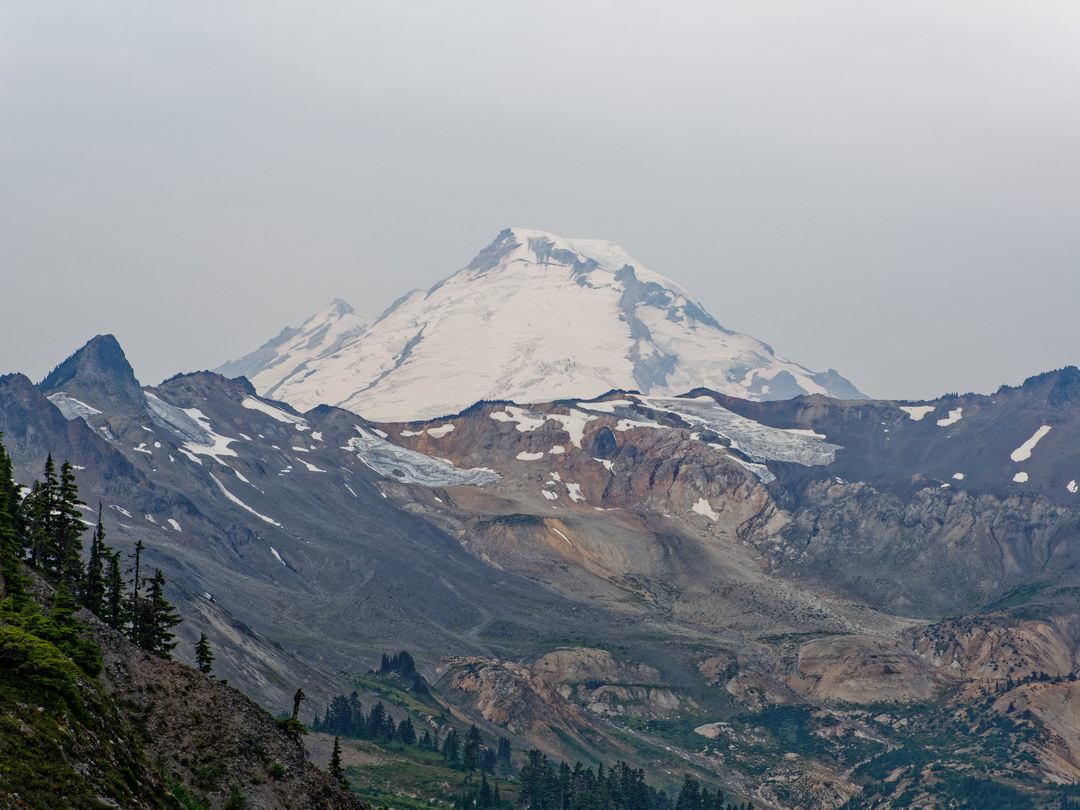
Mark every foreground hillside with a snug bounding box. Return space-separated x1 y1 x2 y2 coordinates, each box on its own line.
4 334 1080 806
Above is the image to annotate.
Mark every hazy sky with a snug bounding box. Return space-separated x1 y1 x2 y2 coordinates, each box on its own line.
3 1 1078 401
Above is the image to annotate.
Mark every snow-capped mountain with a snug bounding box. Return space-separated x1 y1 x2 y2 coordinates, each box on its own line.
216 298 371 393
220 228 864 421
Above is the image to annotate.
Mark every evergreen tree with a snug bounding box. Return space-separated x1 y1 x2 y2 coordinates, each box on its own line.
463 724 482 772
442 728 461 767
196 632 215 673
368 701 387 740
0 436 28 604
82 504 109 614
102 550 126 630
128 539 145 642
55 460 86 584
23 456 58 569
396 716 417 746
139 568 181 656
329 736 348 789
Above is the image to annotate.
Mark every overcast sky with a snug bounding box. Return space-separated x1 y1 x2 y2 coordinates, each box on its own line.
3 1 1078 401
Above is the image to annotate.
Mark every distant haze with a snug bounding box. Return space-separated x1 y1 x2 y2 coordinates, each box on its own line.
3 2 1079 401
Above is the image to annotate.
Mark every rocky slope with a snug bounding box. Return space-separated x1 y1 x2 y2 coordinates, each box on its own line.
219 228 864 421
6 335 1080 807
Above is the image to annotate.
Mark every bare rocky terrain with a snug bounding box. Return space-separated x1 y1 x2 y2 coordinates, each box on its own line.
4 334 1080 807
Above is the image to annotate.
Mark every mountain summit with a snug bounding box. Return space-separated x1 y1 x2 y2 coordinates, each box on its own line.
220 228 864 421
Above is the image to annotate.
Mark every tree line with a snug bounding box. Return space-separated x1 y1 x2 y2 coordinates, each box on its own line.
0 442 181 658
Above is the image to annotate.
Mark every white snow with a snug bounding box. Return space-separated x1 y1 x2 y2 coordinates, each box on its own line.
639 395 840 470
565 482 585 502
46 392 102 422
144 515 157 524
1013 472 1029 483
311 431 323 441
344 483 357 497
167 519 181 532
936 408 963 427
549 526 573 546
300 460 326 473
401 430 424 437
291 446 309 452
1011 425 1052 462
238 229 856 422
203 592 213 600
343 426 499 487
516 451 545 461
594 458 614 472
111 505 132 518
241 396 308 427
490 406 549 432
210 473 283 527
692 498 719 521
232 469 250 483
179 407 238 463
900 405 935 421
547 411 598 448
549 445 566 455
542 490 558 501
952 473 965 480
270 546 286 566
426 424 456 438
549 472 562 482
1069 480 1078 494
134 443 152 455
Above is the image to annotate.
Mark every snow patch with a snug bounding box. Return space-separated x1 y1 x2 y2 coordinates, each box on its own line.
1013 471 1029 483
270 546 286 566
210 473 282 527
516 451 545 461
426 424 456 438
936 408 963 427
565 482 585 502
549 526 573 546
490 406 548 432
300 459 327 473
167 519 181 532
692 498 719 521
46 392 102 422
576 399 634 413
343 427 499 487
111 505 132 518
549 445 566 455
900 405 935 421
542 490 558 501
1069 480 1078 494
134 443 152 455
547 411 598 448
179 407 238 463
952 473 965 480
594 458 614 472
241 396 308 427
1011 425 1052 462
144 515 157 524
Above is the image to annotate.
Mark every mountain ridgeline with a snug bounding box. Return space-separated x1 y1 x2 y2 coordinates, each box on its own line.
3 234 1080 807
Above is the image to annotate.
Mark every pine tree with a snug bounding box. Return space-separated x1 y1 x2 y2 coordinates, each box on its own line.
128 539 145 642
196 632 215 674
463 724 482 772
140 568 181 656
82 504 109 614
23 455 58 569
102 550 125 630
0 435 29 604
329 736 348 789
442 728 461 767
55 460 86 584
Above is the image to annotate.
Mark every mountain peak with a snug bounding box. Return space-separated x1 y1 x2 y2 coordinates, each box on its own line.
38 334 145 415
222 228 865 421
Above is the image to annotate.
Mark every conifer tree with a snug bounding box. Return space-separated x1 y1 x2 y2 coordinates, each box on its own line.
464 724 482 773
102 550 125 630
140 568 181 656
23 456 58 569
442 728 461 767
55 460 86 584
329 736 348 789
128 539 145 641
196 632 215 674
0 436 28 604
82 504 109 614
